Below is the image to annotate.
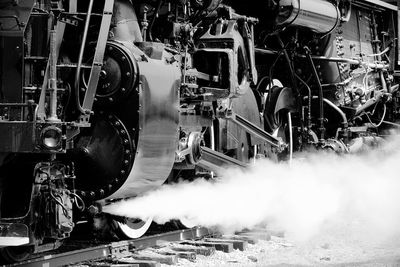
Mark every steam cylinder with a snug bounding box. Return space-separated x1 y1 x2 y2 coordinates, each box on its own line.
276 0 339 34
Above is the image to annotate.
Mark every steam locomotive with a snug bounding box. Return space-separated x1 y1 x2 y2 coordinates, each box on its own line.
0 0 399 262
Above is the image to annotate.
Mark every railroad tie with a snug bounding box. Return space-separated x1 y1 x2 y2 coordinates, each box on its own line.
236 231 272 241
126 250 179 265
221 234 258 244
204 238 248 251
169 243 216 256
149 247 196 262
180 240 234 253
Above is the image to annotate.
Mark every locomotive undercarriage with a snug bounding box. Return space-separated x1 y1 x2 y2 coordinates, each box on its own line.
0 0 399 262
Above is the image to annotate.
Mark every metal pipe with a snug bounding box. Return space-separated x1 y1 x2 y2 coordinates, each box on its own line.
277 36 299 98
148 0 162 41
287 112 293 164
295 74 312 130
355 91 383 116
323 98 348 128
255 48 389 69
305 47 325 139
47 30 59 122
74 0 94 114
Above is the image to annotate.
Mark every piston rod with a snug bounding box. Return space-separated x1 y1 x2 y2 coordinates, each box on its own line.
223 110 286 152
198 146 247 174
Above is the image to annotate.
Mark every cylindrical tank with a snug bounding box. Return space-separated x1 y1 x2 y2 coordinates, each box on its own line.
276 0 339 34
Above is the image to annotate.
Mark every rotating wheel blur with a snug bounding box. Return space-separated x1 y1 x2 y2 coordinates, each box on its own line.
264 85 296 161
115 217 153 239
269 110 293 162
0 246 33 263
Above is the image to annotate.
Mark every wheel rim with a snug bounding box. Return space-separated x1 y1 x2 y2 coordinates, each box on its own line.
269 111 293 162
116 217 152 239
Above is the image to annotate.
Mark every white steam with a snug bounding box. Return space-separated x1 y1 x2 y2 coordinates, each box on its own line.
103 135 400 242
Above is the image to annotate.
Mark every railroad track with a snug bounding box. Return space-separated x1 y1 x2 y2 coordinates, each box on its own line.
5 227 277 267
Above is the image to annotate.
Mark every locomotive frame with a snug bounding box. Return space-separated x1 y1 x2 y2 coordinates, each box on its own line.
0 0 399 262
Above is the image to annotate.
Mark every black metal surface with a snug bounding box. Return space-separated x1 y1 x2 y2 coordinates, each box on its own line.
0 122 36 152
71 113 134 200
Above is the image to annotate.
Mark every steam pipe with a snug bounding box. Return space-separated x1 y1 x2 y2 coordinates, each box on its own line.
304 47 325 139
355 91 384 116
255 48 389 69
148 0 162 41
323 98 348 128
277 36 299 98
295 74 312 130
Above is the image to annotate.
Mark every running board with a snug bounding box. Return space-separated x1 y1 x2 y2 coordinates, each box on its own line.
198 146 247 174
224 111 285 152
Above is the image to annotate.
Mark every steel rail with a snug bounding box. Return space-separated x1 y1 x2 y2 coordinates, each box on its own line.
10 227 214 267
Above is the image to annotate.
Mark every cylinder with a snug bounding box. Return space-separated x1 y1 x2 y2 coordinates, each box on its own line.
276 0 339 34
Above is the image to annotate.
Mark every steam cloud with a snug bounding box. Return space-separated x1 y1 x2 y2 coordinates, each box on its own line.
103 134 400 243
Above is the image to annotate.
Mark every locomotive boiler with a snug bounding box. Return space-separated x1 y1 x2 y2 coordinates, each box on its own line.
0 0 399 262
